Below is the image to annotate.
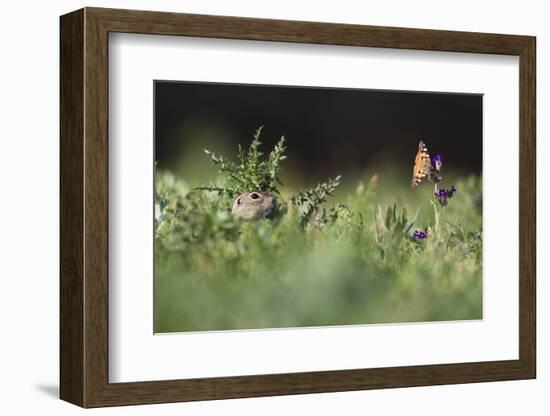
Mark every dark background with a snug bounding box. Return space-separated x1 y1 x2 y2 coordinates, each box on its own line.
154 81 482 183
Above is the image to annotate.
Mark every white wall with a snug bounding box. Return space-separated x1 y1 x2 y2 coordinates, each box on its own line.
0 0 545 414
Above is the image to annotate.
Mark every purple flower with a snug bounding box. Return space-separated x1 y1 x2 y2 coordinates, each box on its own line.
412 230 428 240
432 155 443 172
435 185 457 206
428 155 443 183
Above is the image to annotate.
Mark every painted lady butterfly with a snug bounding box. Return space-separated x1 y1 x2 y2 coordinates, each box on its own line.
411 141 433 187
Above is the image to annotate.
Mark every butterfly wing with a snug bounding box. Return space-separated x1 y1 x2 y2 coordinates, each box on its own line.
411 141 432 187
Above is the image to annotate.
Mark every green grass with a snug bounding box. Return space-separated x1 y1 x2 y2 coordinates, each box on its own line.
154 129 482 333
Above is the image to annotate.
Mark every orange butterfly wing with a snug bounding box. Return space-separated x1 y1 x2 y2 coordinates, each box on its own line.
411 141 432 187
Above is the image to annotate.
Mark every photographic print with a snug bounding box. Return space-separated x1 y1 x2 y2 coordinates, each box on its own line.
154 81 482 333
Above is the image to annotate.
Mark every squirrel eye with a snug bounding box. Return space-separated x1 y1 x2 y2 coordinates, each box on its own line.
237 198 242 205
250 193 260 200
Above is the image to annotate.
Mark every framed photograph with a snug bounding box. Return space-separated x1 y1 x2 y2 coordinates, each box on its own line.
60 7 536 407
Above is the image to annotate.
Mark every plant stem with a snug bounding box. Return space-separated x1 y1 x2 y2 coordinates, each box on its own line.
432 182 441 234
433 201 440 233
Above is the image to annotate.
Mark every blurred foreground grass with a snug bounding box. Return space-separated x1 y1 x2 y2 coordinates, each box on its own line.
154 130 482 333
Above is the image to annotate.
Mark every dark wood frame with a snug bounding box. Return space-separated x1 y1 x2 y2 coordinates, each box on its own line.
60 7 536 408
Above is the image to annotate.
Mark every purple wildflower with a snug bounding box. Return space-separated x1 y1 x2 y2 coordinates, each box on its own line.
428 155 443 183
435 185 457 206
412 230 428 240
432 154 443 172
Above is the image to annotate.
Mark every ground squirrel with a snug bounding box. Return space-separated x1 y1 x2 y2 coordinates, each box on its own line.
231 191 274 221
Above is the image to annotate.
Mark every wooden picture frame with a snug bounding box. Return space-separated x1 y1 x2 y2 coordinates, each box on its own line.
60 7 536 408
